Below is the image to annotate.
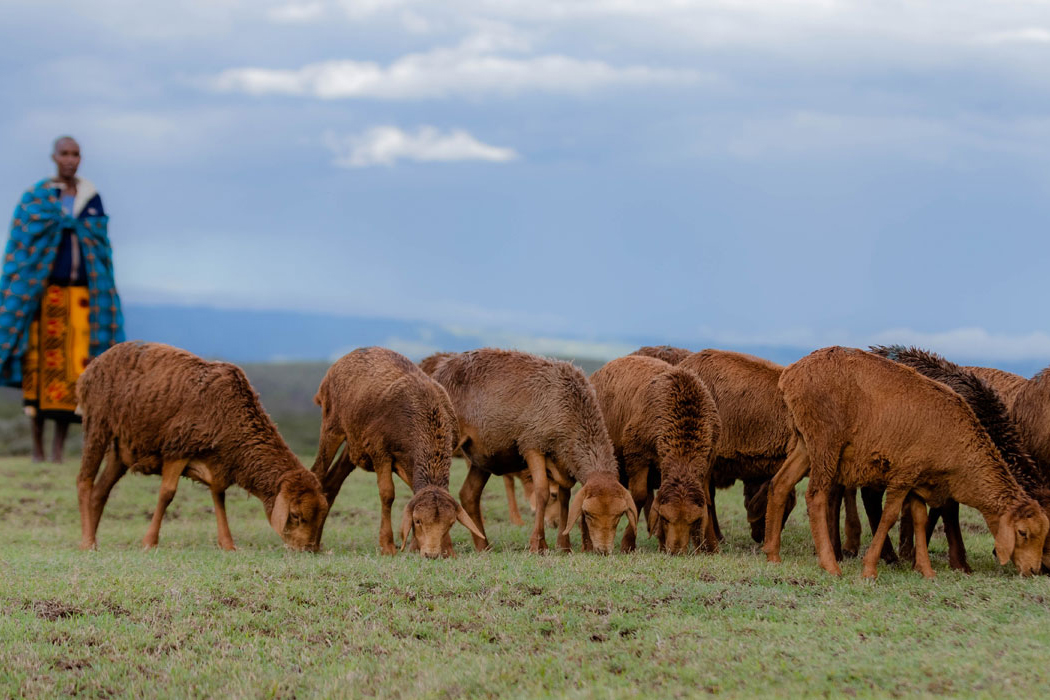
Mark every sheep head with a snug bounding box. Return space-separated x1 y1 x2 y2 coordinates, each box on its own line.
399 486 484 559
268 471 329 552
562 472 637 555
649 484 706 555
994 499 1050 576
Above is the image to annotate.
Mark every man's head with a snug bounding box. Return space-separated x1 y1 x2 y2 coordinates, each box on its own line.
52 137 80 181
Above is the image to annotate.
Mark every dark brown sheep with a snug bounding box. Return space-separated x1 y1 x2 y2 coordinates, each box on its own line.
869 346 1050 573
764 346 1049 578
630 346 692 365
75 342 328 552
591 355 721 554
313 347 484 558
675 349 797 543
430 348 636 554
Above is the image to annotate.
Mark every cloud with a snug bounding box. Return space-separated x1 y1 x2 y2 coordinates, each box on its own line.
978 27 1050 45
323 126 518 167
209 33 703 99
267 2 326 23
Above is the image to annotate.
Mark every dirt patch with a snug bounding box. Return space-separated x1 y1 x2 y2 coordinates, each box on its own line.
52 658 92 671
30 599 83 621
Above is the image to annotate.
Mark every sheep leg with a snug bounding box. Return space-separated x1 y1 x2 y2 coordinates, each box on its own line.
907 495 936 578
523 450 550 553
861 487 908 579
557 486 571 551
807 483 842 576
898 504 916 564
763 439 810 563
860 486 898 564
827 484 844 562
843 488 861 558
520 471 536 514
211 489 236 551
708 483 724 542
311 426 344 478
77 424 111 550
940 500 972 573
504 475 525 526
621 466 649 553
142 459 188 549
376 458 397 555
321 450 355 510
458 464 491 552
86 451 127 546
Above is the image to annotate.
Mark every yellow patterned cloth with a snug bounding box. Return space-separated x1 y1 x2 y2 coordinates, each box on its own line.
22 284 90 419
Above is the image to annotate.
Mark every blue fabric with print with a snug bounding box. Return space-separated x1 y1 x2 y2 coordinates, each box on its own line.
0 178 124 387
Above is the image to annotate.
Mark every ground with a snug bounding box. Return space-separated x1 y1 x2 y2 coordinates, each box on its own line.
2 456 1049 698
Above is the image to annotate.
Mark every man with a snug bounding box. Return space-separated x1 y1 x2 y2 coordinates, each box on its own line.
0 137 124 462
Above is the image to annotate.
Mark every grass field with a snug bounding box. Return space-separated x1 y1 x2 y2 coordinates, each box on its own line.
3 456 1050 698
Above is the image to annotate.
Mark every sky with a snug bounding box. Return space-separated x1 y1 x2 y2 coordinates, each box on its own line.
2 1 1050 364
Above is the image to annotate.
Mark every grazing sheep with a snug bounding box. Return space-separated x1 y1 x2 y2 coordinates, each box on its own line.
431 349 636 554
869 346 1050 572
591 355 721 554
675 349 797 543
420 351 540 527
75 342 328 552
630 346 692 365
313 347 484 558
764 346 1049 578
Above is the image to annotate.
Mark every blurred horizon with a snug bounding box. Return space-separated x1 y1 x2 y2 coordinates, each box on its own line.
3 1 1049 373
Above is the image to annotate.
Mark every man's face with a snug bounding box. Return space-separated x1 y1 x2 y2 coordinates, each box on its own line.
52 139 80 180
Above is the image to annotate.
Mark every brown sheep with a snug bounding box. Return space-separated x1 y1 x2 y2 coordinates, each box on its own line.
630 345 692 365
675 349 798 544
431 348 636 554
1009 369 1050 478
420 351 538 527
868 346 1050 573
591 355 721 554
313 347 484 558
75 342 328 552
764 346 1049 578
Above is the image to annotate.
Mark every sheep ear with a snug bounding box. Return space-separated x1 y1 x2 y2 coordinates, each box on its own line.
995 514 1015 566
269 490 289 535
562 485 588 536
621 486 638 531
399 501 414 552
456 505 486 540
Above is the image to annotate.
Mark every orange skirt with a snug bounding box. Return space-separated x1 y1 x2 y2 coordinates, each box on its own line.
22 284 91 420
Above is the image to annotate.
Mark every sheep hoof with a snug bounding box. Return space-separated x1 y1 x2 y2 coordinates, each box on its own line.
766 553 781 563
219 542 237 552
78 540 97 551
842 549 857 559
860 566 878 580
380 544 397 556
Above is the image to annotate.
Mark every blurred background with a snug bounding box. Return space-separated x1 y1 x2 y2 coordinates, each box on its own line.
2 1 1049 452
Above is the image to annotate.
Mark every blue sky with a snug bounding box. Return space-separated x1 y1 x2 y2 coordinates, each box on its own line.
3 1 1050 363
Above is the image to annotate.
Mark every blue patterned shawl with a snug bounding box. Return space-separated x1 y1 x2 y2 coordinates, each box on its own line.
0 178 124 387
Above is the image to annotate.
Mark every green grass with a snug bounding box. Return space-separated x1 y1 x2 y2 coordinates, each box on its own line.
2 456 1050 699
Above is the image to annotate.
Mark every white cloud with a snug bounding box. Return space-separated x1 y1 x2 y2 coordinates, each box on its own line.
978 27 1050 45
209 32 703 99
267 2 326 23
323 126 518 167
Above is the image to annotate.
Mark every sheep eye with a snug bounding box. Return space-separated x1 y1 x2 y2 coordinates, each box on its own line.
1019 529 1029 539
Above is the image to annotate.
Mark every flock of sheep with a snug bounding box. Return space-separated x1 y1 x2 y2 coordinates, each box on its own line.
71 340 1050 579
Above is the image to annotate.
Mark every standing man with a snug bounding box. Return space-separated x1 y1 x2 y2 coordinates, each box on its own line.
0 137 124 462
